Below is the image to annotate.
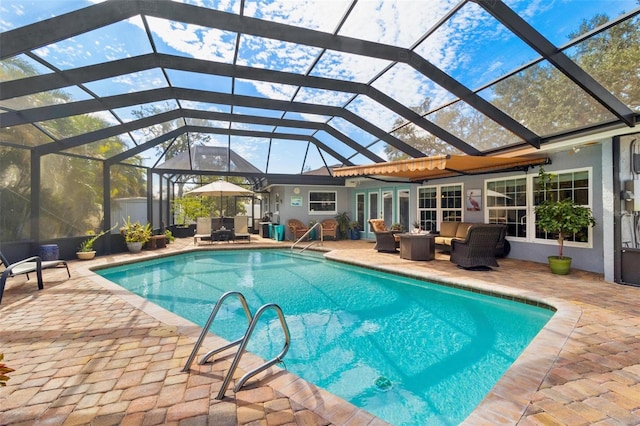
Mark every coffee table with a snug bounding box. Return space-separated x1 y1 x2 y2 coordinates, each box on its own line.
398 233 435 261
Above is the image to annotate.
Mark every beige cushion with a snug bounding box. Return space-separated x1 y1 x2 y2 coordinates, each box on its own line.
456 223 473 239
369 219 388 232
439 221 460 237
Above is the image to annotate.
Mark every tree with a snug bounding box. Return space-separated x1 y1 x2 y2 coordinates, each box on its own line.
0 57 147 240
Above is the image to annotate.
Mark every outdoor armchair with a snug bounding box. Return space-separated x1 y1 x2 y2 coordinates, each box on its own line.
368 219 400 253
449 224 505 270
320 218 338 240
287 219 309 240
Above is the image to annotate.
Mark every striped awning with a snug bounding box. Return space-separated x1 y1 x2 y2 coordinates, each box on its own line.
333 155 549 181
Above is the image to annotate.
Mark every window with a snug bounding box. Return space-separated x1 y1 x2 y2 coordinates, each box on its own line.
418 186 437 232
485 168 593 246
309 191 337 214
486 177 528 239
417 183 463 231
441 184 463 222
533 168 592 245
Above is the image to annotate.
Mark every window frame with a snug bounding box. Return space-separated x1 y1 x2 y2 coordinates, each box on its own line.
485 175 529 242
531 167 594 249
483 167 594 248
308 190 337 215
416 183 464 231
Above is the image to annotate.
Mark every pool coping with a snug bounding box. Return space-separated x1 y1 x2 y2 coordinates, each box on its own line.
79 246 581 425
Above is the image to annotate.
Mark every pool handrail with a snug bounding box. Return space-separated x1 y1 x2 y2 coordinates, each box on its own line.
181 291 253 372
291 221 323 253
216 302 291 399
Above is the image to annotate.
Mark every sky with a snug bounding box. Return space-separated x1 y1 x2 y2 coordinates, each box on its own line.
1 0 638 172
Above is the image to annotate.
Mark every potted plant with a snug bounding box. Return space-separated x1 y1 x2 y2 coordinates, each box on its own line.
534 167 596 275
390 223 406 232
335 212 351 239
121 217 152 253
0 353 14 387
349 221 361 240
412 220 421 234
77 224 117 260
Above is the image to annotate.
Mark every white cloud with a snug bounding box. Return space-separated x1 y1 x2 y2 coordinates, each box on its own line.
338 1 459 48
144 17 236 63
294 87 353 107
243 0 351 33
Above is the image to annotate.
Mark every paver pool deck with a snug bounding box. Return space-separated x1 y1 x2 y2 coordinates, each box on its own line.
1 236 639 425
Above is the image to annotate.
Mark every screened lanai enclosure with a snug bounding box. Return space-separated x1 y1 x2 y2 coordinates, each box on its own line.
0 0 638 251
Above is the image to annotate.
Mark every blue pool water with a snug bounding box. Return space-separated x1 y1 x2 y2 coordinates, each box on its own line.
97 250 552 425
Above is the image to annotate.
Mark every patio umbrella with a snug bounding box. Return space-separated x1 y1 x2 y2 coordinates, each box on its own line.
185 180 254 216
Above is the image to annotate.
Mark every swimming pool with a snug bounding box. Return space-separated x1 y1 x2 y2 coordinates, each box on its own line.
97 249 553 425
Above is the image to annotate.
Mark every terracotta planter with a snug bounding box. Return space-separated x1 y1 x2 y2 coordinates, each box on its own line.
76 251 96 260
548 256 572 275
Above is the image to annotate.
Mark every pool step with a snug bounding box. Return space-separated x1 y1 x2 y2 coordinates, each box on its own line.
181 291 291 400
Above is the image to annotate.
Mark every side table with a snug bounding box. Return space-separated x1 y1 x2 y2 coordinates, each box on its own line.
398 233 435 261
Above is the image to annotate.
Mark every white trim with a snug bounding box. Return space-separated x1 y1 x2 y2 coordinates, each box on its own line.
484 174 529 242
530 167 594 249
602 146 615 282
417 182 464 226
483 167 594 248
307 190 337 215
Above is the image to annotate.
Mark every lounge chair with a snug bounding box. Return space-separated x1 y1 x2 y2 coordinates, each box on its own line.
449 224 505 270
193 217 213 245
287 219 309 241
0 251 70 304
368 219 400 253
320 218 338 240
233 216 251 243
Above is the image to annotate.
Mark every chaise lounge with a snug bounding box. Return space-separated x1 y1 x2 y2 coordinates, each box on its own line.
0 251 70 304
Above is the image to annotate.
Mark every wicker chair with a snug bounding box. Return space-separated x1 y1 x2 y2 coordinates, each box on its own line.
287 219 309 240
449 224 506 270
368 219 400 253
320 218 339 240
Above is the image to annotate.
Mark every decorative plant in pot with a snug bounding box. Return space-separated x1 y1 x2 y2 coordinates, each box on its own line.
534 167 596 275
121 217 152 253
0 353 14 387
334 211 351 240
77 224 117 260
349 221 361 240
390 223 406 232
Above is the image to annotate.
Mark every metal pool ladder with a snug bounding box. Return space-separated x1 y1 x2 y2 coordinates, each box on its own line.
182 291 291 400
291 221 323 253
